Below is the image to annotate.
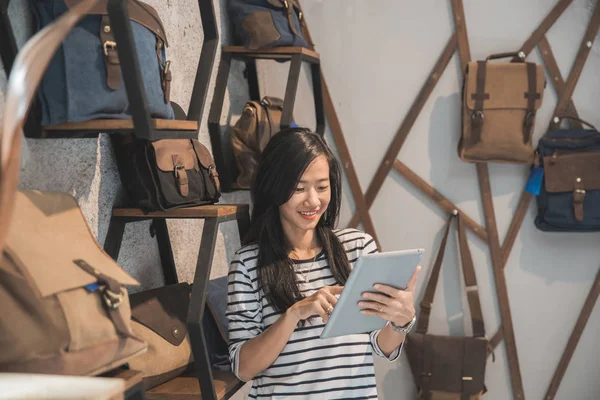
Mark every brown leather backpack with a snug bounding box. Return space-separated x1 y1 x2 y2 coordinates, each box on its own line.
0 0 146 375
231 96 290 189
405 213 489 399
459 51 545 164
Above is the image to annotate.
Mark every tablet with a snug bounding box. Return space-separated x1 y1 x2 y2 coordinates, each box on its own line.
320 248 424 339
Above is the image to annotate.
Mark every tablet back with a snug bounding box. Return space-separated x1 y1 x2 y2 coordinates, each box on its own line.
320 248 424 339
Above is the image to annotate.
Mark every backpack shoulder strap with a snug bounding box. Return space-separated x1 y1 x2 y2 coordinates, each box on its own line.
0 0 101 253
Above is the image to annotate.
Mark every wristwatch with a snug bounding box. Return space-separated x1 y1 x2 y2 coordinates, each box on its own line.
388 314 416 334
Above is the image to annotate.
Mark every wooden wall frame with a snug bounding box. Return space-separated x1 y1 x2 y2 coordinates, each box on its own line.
304 0 600 398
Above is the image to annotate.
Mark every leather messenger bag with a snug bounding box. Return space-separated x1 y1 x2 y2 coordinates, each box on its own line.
405 214 489 400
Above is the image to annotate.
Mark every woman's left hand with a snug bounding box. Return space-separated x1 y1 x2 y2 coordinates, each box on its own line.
359 265 421 327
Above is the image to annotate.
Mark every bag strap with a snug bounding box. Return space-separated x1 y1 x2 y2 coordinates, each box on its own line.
522 62 539 144
548 3 600 130
415 214 453 334
469 61 488 144
416 212 485 338
0 0 101 255
457 213 485 338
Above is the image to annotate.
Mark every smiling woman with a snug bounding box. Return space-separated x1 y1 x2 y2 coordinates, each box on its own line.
225 128 418 399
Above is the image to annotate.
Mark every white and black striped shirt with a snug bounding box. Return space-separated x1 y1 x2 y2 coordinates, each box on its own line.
227 229 403 399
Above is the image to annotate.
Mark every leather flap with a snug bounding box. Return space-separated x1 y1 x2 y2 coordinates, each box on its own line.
129 283 191 346
191 140 216 169
405 333 488 395
64 0 168 46
4 191 139 298
465 62 545 111
152 139 198 172
543 151 600 193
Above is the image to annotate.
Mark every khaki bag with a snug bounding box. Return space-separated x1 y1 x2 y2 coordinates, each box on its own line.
0 0 146 376
231 96 290 189
405 214 489 399
460 52 545 164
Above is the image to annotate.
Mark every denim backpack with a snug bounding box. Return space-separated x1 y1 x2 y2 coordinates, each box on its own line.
30 0 174 126
534 116 600 232
228 0 308 50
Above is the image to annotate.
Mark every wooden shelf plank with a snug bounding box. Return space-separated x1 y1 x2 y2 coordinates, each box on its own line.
42 119 198 133
222 45 319 61
99 367 143 392
146 370 245 400
112 204 249 219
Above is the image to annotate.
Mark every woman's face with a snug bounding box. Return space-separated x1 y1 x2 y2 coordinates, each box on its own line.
279 155 331 237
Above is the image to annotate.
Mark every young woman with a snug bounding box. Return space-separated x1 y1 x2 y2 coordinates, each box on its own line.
226 128 420 399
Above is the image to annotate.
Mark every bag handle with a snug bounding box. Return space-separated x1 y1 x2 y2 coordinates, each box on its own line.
485 51 525 62
415 212 485 338
0 0 101 253
554 115 598 131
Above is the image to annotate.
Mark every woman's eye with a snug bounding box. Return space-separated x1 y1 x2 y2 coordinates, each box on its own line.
318 186 329 191
294 188 304 193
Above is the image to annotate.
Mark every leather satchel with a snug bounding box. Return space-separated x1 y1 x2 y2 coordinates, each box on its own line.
0 0 146 375
460 52 545 164
534 116 600 232
231 96 290 189
405 214 489 399
31 0 174 126
228 0 309 50
112 135 221 211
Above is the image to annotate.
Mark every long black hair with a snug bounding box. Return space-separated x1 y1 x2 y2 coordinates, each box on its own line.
245 128 351 315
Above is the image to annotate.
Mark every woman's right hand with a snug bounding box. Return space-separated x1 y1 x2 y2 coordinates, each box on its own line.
287 286 344 323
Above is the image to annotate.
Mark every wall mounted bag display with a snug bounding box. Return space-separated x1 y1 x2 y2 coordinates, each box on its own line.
112 135 221 211
460 51 545 164
231 96 289 189
405 213 489 400
228 0 308 49
30 0 174 126
533 116 600 232
0 0 147 377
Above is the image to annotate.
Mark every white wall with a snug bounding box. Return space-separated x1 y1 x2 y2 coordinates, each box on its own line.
258 1 599 399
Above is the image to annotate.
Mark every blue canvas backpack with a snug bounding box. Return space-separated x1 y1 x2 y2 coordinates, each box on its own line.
30 0 174 126
534 116 600 232
228 0 309 50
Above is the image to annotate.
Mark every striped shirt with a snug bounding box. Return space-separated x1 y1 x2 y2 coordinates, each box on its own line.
226 229 403 399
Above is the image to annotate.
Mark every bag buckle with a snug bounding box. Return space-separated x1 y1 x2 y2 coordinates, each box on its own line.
103 40 117 56
174 164 185 178
471 110 484 121
102 287 123 309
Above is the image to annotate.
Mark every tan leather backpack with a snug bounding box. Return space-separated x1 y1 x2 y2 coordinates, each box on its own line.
459 51 545 164
0 0 146 376
231 96 290 189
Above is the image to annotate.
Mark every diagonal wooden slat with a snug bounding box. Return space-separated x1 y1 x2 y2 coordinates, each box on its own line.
300 12 381 246
393 160 487 242
347 34 458 228
513 0 573 59
451 0 526 398
544 267 600 400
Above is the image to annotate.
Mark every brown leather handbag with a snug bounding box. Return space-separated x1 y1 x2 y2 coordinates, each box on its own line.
0 0 146 376
231 96 290 189
405 213 489 399
460 52 546 164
